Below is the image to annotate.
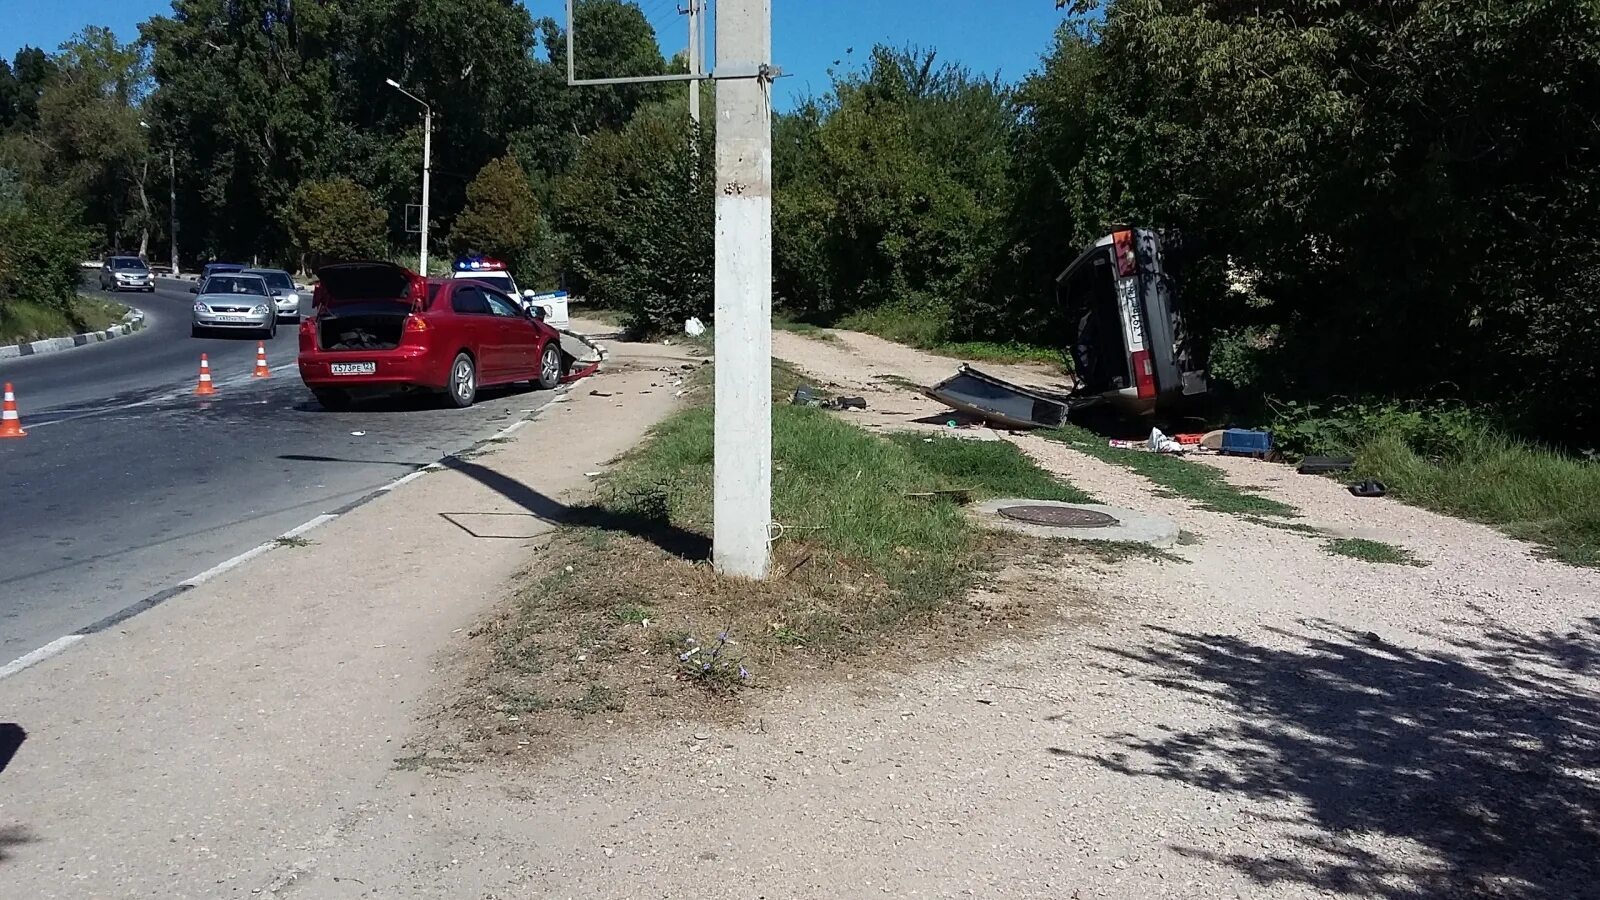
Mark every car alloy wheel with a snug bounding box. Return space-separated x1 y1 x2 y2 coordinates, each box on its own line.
538 342 562 389
449 352 477 408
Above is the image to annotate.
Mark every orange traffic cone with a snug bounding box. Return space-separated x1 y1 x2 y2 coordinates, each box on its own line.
196 354 217 396
0 383 25 438
252 341 271 378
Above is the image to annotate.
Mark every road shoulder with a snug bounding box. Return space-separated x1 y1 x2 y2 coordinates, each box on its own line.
0 330 701 896
0 301 147 361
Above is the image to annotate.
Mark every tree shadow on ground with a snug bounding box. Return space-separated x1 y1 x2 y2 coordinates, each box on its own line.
1080 619 1600 899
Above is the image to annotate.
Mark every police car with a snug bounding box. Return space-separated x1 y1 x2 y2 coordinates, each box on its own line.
450 256 521 298
450 256 570 328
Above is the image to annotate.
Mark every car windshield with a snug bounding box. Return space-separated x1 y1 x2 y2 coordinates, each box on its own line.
250 271 295 290
112 258 147 270
203 275 267 296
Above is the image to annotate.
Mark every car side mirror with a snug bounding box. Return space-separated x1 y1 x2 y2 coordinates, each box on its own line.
529 305 546 320
189 286 199 294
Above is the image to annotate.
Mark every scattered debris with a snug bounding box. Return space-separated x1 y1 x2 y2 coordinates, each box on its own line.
1298 455 1356 475
684 317 706 337
925 365 1078 429
1349 479 1388 498
1148 428 1185 454
589 390 614 398
1220 428 1273 457
791 386 868 411
350 431 366 437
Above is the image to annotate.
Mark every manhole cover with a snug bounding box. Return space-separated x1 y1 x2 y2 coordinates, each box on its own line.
996 505 1119 529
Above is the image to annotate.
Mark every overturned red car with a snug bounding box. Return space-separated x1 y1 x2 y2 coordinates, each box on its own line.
297 261 565 410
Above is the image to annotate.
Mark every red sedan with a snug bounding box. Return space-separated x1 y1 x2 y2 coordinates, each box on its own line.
297 261 565 410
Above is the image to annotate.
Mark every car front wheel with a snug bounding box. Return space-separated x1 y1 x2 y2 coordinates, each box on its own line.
536 342 562 390
447 352 477 408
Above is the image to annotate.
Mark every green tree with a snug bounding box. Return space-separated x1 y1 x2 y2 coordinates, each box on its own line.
773 47 1017 339
284 178 386 268
451 156 542 267
551 106 712 331
26 28 154 256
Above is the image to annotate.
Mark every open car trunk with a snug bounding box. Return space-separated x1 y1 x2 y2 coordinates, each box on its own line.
318 301 410 351
314 261 421 352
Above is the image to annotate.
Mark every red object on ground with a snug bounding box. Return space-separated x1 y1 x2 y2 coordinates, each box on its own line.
297 262 565 405
560 361 601 384
0 383 25 438
1176 433 1204 445
195 354 217 396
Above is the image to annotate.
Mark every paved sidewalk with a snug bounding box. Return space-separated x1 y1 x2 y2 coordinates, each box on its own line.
0 330 699 898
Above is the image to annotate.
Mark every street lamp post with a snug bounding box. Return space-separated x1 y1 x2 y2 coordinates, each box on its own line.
386 78 432 276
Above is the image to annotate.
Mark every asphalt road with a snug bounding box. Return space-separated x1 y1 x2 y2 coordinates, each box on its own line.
0 278 557 663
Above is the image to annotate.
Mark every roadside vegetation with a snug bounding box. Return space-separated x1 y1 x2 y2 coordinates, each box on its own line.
1324 538 1427 568
1354 433 1600 568
0 293 125 345
453 365 1098 751
1043 424 1299 519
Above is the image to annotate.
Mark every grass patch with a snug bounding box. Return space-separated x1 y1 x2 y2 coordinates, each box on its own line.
0 295 127 344
1324 537 1427 566
452 361 1100 752
1355 430 1600 567
834 305 1068 371
888 433 1094 503
272 536 313 548
773 313 841 343
1245 517 1325 535
1043 424 1300 519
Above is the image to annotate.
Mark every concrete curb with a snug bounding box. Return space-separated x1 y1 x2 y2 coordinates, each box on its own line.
0 305 148 361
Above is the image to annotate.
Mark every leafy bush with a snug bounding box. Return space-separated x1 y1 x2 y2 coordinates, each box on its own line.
0 193 93 322
1269 398 1492 460
550 107 712 333
773 48 1017 339
283 178 386 268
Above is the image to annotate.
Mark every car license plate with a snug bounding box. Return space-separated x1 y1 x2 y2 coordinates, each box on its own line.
330 362 376 376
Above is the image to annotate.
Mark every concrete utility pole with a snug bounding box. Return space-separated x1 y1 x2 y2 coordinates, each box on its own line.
683 0 703 124
712 0 774 579
386 78 432 276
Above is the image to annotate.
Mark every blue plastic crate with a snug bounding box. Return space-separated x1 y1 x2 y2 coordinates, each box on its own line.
1220 428 1273 456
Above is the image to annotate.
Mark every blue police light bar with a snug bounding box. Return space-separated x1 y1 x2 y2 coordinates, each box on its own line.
452 256 508 272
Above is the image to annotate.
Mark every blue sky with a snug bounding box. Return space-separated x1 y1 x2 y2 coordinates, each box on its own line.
1 0 1069 104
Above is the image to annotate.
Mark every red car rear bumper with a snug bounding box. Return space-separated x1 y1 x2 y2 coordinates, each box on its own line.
297 347 446 391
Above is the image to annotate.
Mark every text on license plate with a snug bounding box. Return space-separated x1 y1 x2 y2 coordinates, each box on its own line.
330 362 376 376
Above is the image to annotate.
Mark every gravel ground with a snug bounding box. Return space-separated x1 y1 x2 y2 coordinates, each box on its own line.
274 329 1600 900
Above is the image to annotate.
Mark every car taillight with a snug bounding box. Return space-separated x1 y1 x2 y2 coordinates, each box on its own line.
404 314 429 333
1131 349 1157 399
1113 229 1137 277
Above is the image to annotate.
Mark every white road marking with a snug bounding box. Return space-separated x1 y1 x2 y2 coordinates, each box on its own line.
0 635 84 680
0 397 545 681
